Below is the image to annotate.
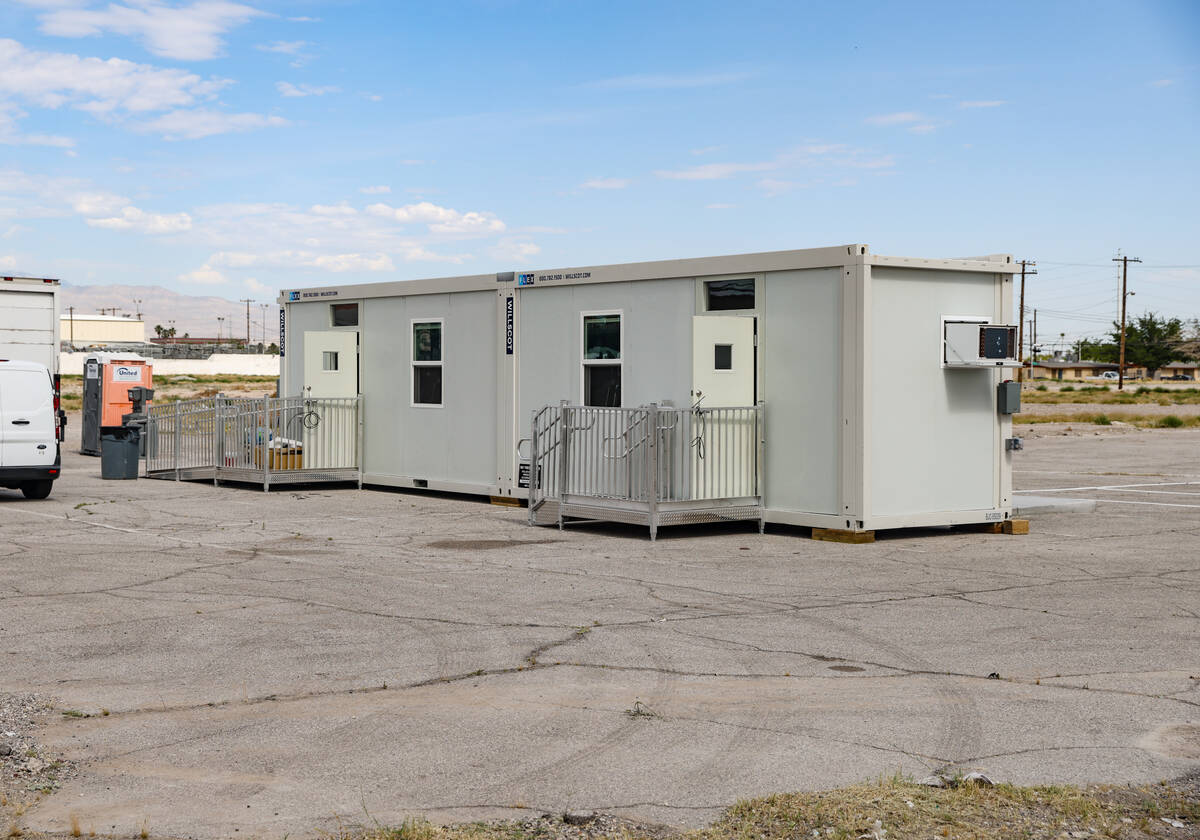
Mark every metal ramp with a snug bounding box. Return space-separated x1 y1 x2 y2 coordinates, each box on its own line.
144 396 362 490
527 402 764 540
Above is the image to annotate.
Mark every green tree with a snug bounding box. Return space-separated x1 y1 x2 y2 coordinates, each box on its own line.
1108 312 1184 377
1078 338 1118 363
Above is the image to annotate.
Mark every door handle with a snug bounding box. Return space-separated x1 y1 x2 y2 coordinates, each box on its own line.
11 419 30 425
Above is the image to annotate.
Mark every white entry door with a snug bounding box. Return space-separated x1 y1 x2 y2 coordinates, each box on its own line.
692 316 755 406
301 331 358 469
303 331 358 397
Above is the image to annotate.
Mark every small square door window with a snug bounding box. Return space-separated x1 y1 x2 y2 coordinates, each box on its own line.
322 351 339 371
714 344 733 370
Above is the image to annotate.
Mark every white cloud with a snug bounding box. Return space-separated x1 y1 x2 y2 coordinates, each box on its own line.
590 70 753 90
258 40 309 55
0 254 17 270
359 185 390 195
0 39 229 113
758 178 802 196
490 239 540 261
1149 79 1174 88
690 145 723 156
908 123 937 134
958 100 1007 108
0 104 75 148
655 161 774 181
581 177 630 190
138 109 288 140
70 190 128 216
178 264 227 284
87 205 192 233
310 202 357 216
276 81 339 97
32 1 265 61
655 144 896 183
244 276 268 293
209 250 395 272
865 111 922 126
366 201 506 234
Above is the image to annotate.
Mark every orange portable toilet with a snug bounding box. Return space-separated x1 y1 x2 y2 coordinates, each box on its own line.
80 353 153 455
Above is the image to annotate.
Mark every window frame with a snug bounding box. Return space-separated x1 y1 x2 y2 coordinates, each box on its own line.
713 342 734 373
580 309 623 407
321 350 340 372
330 302 360 327
703 277 757 312
697 274 762 315
410 317 445 409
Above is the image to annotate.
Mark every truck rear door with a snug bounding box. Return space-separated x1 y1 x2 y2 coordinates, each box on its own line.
0 368 56 469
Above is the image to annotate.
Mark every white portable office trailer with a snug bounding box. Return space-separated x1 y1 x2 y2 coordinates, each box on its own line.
279 244 1020 534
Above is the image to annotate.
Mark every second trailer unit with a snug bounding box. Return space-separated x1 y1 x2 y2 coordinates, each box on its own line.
279 244 1020 536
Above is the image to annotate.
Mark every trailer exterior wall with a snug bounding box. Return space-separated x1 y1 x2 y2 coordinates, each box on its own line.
761 267 843 517
517 278 694 422
360 290 497 490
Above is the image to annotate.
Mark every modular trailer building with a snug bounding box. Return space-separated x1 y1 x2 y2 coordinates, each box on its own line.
278 244 1021 535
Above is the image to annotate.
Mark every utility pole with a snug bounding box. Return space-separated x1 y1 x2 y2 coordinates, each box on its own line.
259 303 269 351
1016 260 1036 382
67 306 74 349
1032 309 1037 359
132 298 143 320
1113 254 1141 391
240 299 253 349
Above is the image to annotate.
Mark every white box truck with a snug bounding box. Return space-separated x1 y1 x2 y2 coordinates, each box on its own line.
1 276 65 443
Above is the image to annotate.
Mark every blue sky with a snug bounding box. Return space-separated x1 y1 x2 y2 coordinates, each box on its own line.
0 0 1196 349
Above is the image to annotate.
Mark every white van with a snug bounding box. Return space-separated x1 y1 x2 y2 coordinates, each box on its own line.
0 360 61 499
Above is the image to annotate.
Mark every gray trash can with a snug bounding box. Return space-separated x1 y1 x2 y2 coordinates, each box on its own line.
100 428 140 480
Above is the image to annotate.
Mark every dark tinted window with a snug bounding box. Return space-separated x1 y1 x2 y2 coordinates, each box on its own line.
706 278 755 311
583 314 620 359
413 322 442 361
714 344 732 370
414 367 442 405
331 303 359 327
584 366 621 407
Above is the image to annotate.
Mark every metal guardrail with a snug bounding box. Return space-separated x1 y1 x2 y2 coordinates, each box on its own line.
145 395 362 490
528 402 764 539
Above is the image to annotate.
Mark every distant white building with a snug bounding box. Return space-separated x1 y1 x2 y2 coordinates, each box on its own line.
60 313 145 346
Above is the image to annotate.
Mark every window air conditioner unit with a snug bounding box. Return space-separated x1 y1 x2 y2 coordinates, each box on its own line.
943 319 1019 367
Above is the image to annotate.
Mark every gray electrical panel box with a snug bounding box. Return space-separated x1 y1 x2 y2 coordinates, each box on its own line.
998 381 1020 415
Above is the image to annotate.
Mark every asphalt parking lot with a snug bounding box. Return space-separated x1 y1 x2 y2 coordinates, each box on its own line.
2 420 1199 838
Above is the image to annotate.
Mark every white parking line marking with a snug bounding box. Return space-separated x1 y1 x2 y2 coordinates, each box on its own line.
1018 481 1200 493
1086 499 1200 509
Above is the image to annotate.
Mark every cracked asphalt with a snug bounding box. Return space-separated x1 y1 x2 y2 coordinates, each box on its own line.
2 419 1198 838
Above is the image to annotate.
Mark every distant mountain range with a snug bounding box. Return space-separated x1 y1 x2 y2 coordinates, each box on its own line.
61 283 280 343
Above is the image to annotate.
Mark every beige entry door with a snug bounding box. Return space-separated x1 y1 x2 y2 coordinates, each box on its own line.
303 331 358 397
301 330 358 469
692 316 755 406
